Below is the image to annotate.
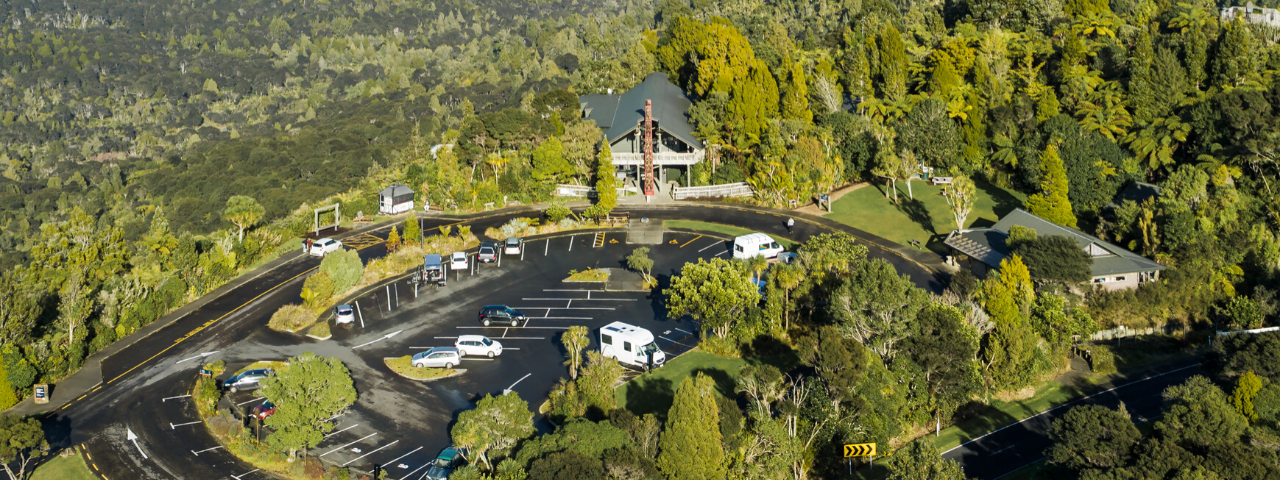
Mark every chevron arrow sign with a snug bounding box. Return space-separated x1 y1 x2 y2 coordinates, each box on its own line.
844 443 876 457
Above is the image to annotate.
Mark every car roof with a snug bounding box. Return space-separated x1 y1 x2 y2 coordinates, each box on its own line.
482 305 511 310
456 335 489 342
734 233 774 244
452 251 466 257
337 304 352 309
479 244 495 250
506 237 520 243
439 447 460 459
425 346 460 354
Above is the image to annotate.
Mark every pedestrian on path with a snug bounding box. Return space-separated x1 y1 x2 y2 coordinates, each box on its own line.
786 217 795 234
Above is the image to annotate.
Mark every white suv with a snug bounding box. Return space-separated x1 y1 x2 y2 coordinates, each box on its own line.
454 335 502 358
310 238 343 257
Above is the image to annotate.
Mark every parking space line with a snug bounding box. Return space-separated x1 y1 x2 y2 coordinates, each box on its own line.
457 326 569 330
659 336 695 348
230 468 260 480
514 307 615 310
679 235 703 248
542 316 593 320
715 250 728 256
322 433 377 456
342 440 399 466
324 424 359 439
543 289 598 292
161 395 191 402
522 297 637 301
382 446 423 469
236 397 266 406
674 328 693 335
698 241 724 252
401 462 430 480
434 336 545 340
170 421 202 429
191 446 224 456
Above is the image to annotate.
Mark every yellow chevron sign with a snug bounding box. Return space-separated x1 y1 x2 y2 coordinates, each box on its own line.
844 443 876 457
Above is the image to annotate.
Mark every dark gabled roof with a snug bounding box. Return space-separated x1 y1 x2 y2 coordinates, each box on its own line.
1111 182 1161 207
579 73 701 148
379 183 413 197
944 208 1165 277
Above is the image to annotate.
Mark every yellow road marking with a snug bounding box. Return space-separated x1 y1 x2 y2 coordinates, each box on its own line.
90 386 101 392
77 395 86 401
678 235 703 248
106 266 319 385
92 462 99 471
85 452 91 460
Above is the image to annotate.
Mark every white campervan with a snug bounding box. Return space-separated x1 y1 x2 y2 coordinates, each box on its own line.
599 322 666 370
732 233 784 260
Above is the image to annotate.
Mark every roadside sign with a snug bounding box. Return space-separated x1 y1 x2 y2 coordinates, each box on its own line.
844 443 876 457
33 384 48 404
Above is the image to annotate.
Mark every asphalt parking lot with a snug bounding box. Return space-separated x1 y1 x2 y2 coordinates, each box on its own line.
217 229 725 476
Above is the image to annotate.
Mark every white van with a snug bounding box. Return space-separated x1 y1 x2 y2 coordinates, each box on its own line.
599 322 666 370
732 233 783 260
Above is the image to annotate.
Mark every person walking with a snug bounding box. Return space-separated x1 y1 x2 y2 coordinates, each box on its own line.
786 217 795 234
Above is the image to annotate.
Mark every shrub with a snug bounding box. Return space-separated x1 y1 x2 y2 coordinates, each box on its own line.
308 322 331 339
699 336 741 358
1087 345 1117 375
194 375 221 417
268 304 315 332
301 271 335 307
207 411 242 438
545 203 572 223
204 359 226 375
320 249 364 295
499 217 535 238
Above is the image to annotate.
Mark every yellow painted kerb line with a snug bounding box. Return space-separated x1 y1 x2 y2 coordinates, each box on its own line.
678 235 703 248
106 266 319 385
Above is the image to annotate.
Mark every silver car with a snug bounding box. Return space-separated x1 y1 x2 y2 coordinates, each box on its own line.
334 305 355 324
412 347 461 369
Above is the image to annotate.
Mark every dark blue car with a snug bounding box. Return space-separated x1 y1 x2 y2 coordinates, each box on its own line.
425 447 467 479
222 368 273 393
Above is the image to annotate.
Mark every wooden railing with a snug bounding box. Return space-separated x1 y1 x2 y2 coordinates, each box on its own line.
672 182 753 200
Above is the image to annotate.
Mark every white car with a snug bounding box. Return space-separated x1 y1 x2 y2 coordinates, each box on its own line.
503 237 522 255
334 305 355 324
412 347 461 369
449 251 468 270
310 238 343 257
454 335 502 358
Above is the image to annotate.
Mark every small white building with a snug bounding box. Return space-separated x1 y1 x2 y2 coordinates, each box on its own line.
379 183 415 215
1221 2 1280 26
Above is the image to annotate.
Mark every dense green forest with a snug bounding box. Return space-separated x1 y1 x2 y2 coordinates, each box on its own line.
1 0 1280 475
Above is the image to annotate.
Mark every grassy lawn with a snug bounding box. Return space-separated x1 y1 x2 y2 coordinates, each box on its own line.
31 452 97 480
616 347 802 420
566 268 610 282
663 220 798 250
825 180 1026 255
935 379 1084 452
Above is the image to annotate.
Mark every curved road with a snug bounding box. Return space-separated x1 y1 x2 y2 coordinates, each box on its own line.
37 204 950 480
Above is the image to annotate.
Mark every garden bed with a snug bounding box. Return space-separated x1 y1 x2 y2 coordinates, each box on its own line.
384 356 463 381
565 268 610 282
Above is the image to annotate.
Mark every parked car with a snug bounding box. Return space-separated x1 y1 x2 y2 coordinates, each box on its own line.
222 368 273 393
424 447 467 480
477 242 498 263
454 335 503 358
503 237 522 255
310 238 343 257
731 233 783 260
423 254 446 286
412 347 461 369
478 305 526 327
334 305 356 324
251 401 278 420
449 251 468 270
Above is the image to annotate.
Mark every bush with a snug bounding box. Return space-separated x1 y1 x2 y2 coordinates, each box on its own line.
301 271 335 307
699 336 742 358
308 322 331 339
194 375 221 417
1087 345 1117 375
204 359 226 375
320 249 364 295
268 304 315 332
500 217 535 238
545 203 572 223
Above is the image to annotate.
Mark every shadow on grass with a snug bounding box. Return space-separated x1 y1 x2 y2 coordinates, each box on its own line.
976 179 1024 217
895 198 935 240
947 383 1085 447
623 376 675 420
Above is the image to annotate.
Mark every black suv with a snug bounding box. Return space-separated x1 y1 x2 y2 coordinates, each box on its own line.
477 242 498 263
478 305 526 326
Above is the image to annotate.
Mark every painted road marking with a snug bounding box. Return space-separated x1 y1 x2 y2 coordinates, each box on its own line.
324 424 359 439
674 328 693 335
401 462 431 479
504 373 532 394
352 329 403 349
541 316 594 320
521 297 637 301
343 440 400 466
543 289 598 292
170 421 201 429
697 241 723 252
161 395 191 402
434 336 545 340
715 250 728 256
457 326 570 330
679 235 703 248
236 397 266 407
659 336 695 348
174 351 220 364
513 307 615 310
322 433 378 456
191 445 225 456
230 468 260 480
381 446 423 470
107 266 319 385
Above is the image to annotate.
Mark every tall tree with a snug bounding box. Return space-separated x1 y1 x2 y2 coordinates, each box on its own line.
902 303 981 432
665 258 760 338
725 61 781 140
403 216 422 245
223 195 265 242
625 247 654 285
589 142 619 217
1026 145 1078 228
1013 236 1093 284
1047 405 1141 470
829 258 928 360
561 325 590 380
0 414 46 480
884 438 967 480
944 174 976 230
1231 371 1264 422
842 29 873 102
1155 375 1248 449
781 60 812 123
1128 30 1157 123
452 392 536 470
1213 20 1255 89
657 373 726 480
260 353 358 459
878 25 908 100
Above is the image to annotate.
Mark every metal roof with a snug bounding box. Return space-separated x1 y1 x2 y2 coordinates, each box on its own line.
379 183 414 197
944 208 1165 277
579 73 702 149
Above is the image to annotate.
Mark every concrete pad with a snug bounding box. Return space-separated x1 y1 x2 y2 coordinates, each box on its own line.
625 218 664 244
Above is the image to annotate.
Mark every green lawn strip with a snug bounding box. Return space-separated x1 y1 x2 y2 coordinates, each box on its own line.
31 452 97 480
384 356 458 380
616 349 803 420
566 268 610 282
662 220 797 250
825 180 1025 255
934 380 1084 452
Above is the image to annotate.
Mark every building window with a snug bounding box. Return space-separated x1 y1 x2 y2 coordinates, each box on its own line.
1115 276 1126 282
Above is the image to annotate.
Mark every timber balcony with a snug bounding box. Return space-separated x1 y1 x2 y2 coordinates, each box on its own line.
610 151 704 166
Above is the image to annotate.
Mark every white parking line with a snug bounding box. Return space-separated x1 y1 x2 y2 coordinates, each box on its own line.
674 328 693 335
324 424 359 439
171 421 202 429
230 468 259 480
521 297 637 301
698 241 724 252
542 316 594 320
513 307 616 310
715 250 728 256
236 397 266 406
457 326 569 330
659 336 695 348
435 336 545 340
543 289 598 292
381 446 423 469
343 440 400 466
322 433 378 456
161 395 191 402
401 462 430 479
191 446 225 456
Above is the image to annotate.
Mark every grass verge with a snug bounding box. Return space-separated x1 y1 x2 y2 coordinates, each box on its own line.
384 356 458 380
936 379 1083 451
307 322 331 339
566 268 610 282
663 220 797 249
824 179 1025 255
31 451 96 480
616 351 747 419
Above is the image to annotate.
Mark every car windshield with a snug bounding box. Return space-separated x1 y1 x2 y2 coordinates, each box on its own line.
338 308 352 315
480 247 493 253
433 456 453 467
642 342 660 354
481 338 493 346
507 239 518 245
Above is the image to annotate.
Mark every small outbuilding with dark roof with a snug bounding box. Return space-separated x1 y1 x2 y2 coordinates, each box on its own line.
379 183 415 215
943 208 1165 291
